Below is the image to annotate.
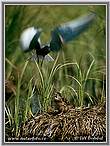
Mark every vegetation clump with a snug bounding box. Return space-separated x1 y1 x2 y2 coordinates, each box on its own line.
7 92 106 142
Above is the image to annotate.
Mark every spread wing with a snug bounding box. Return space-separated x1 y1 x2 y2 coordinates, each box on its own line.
20 27 42 52
29 30 42 51
50 13 96 51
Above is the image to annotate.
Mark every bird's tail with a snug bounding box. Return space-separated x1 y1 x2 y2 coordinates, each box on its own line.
28 54 54 62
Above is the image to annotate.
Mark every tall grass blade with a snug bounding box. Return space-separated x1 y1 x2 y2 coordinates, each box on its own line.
5 104 13 126
84 59 95 86
60 85 78 98
34 61 44 90
14 60 29 136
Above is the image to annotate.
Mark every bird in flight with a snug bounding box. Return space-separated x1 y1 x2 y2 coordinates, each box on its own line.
20 13 95 65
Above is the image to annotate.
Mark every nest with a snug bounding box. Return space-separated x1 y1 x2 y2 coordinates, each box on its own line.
19 103 106 142
7 92 106 142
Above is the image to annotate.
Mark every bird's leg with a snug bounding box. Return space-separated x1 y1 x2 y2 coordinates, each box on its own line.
37 54 39 64
41 56 44 67
35 49 39 64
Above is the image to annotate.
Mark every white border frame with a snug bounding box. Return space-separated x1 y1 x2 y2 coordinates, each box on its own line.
2 1 109 145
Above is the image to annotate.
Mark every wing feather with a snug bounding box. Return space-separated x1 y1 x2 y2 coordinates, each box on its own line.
50 13 96 51
20 27 42 52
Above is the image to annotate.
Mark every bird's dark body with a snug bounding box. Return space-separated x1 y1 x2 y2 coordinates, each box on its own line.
36 45 50 57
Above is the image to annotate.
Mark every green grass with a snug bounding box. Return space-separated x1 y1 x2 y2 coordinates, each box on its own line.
5 4 106 138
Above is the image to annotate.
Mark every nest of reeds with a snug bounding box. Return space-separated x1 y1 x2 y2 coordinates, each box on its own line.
18 92 106 142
